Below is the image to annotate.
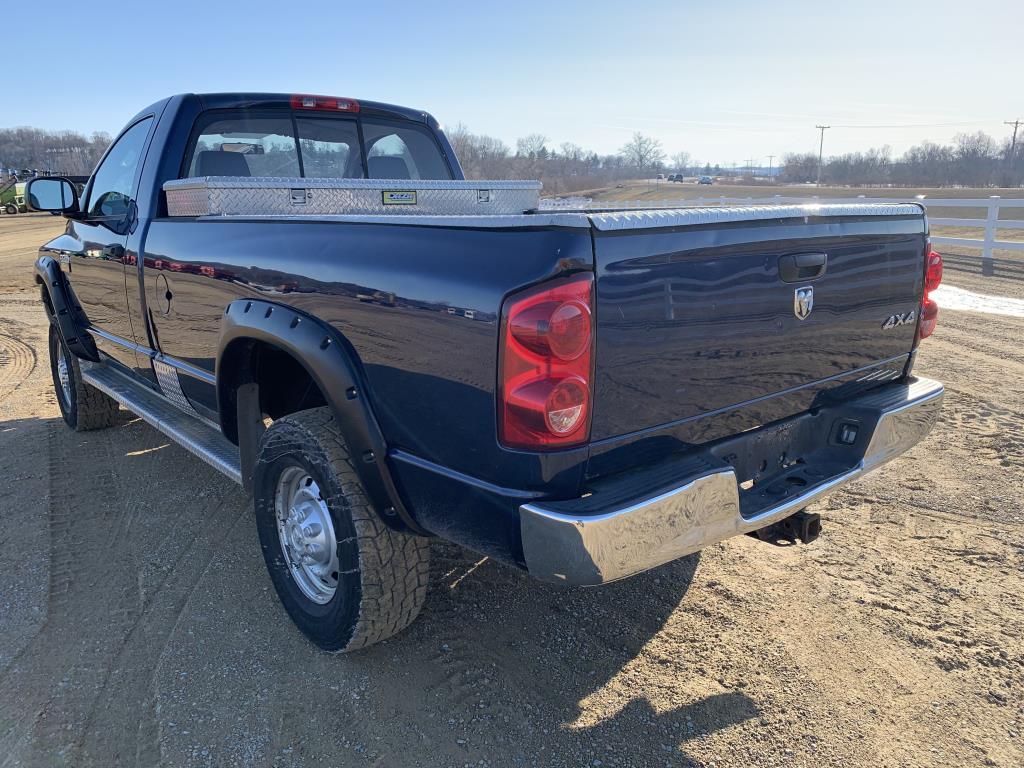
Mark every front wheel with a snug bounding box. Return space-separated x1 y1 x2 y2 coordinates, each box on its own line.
253 407 430 652
4 204 16 215
48 324 119 431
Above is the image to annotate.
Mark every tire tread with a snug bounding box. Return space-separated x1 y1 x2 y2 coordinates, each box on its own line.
268 407 429 652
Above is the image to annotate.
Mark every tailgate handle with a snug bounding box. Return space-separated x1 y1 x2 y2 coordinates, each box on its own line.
779 252 827 282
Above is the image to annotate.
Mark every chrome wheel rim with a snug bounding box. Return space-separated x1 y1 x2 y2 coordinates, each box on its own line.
56 346 72 407
274 466 339 604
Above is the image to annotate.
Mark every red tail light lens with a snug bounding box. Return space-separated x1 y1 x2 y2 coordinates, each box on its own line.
290 95 360 112
916 248 943 343
925 250 943 293
919 297 939 340
499 274 594 450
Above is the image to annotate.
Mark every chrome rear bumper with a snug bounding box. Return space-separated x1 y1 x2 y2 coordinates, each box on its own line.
519 377 944 585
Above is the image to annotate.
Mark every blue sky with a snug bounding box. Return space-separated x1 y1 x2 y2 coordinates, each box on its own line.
4 0 1020 165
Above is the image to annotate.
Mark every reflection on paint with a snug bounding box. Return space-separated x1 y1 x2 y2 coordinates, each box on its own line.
930 285 1024 319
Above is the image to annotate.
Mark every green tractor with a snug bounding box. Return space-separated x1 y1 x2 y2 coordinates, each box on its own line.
1 181 28 215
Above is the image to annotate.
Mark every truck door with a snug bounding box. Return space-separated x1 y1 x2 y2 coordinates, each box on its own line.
67 117 154 372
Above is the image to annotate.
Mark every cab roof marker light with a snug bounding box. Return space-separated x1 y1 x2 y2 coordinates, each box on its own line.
290 95 360 113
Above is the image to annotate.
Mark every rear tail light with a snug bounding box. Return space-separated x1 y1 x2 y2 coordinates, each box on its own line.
924 250 943 293
290 95 360 112
919 297 939 339
916 247 943 343
499 273 594 450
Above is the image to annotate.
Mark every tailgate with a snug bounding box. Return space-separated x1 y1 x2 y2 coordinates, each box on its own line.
589 205 927 443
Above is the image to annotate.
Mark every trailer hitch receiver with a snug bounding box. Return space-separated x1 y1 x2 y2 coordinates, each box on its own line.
751 510 822 545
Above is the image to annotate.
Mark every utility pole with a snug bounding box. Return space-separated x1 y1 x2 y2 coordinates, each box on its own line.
767 155 775 182
815 125 830 186
1006 119 1021 165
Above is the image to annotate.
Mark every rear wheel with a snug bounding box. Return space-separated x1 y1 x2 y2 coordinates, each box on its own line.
253 407 430 652
4 204 16 215
48 324 119 431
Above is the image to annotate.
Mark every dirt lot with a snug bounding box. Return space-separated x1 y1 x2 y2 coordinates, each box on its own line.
0 213 1021 768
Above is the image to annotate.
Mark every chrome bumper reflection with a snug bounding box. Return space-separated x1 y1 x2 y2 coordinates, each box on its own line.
520 377 944 585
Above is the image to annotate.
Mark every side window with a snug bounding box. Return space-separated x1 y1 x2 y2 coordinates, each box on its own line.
295 117 363 178
87 117 152 218
185 113 299 178
361 119 452 180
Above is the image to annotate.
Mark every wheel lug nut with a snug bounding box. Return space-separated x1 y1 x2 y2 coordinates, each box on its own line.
302 523 322 538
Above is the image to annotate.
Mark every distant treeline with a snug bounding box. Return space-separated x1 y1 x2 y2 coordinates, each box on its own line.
0 127 112 176
3 123 1021 191
779 132 1024 188
453 126 1024 191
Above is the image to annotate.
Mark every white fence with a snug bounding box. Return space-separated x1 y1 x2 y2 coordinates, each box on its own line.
544 193 1024 275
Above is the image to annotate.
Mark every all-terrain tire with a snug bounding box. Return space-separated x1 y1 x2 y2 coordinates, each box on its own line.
253 406 430 652
48 324 119 431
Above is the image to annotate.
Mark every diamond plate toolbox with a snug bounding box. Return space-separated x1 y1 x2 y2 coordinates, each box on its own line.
164 176 542 217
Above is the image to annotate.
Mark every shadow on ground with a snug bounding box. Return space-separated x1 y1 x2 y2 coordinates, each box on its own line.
0 409 756 766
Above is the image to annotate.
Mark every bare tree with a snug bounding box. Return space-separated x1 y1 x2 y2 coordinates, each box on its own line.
619 132 664 172
671 151 691 174
559 142 584 162
779 152 818 183
0 127 111 176
516 134 548 160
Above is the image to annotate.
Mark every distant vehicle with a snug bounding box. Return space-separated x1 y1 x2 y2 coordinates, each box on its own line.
1 182 28 214
656 173 664 179
698 175 714 185
672 174 685 183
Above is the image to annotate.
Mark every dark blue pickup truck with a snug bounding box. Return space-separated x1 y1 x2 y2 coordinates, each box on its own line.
29 93 945 651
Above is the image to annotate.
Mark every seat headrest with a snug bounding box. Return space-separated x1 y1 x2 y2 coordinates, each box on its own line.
195 150 251 177
368 155 411 180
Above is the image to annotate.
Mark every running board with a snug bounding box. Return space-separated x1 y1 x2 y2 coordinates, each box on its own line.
81 362 242 485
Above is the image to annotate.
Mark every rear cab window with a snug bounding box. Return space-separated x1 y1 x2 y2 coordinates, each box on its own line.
183 109 452 181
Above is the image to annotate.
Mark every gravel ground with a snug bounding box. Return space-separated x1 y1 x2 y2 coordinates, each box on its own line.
0 213 1021 768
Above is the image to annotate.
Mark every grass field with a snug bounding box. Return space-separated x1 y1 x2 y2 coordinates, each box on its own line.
589 181 1024 207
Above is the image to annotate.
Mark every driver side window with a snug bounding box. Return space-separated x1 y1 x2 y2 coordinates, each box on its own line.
87 117 152 218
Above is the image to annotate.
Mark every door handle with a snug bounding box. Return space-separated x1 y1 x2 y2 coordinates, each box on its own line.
779 252 827 282
101 243 125 262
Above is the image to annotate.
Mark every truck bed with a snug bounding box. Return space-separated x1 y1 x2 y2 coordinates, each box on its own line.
139 195 927 560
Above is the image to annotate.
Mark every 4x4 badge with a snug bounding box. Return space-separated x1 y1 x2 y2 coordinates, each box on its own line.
882 310 916 329
794 286 814 320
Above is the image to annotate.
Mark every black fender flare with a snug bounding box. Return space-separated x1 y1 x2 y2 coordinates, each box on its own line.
217 299 427 536
34 255 99 362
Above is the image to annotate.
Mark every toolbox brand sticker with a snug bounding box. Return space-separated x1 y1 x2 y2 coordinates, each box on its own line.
382 190 417 205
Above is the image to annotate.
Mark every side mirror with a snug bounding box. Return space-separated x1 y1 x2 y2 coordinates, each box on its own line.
26 177 79 214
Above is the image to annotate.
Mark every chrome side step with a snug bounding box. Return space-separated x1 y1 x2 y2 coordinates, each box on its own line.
81 362 242 485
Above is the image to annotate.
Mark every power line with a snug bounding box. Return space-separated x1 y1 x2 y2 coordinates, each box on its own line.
825 119 1001 129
